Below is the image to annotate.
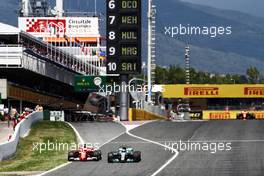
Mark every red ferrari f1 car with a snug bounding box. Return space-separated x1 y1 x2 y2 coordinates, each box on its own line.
68 145 102 161
237 111 255 120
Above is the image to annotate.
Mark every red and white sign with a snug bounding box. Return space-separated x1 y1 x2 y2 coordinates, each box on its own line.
25 18 66 34
19 17 99 38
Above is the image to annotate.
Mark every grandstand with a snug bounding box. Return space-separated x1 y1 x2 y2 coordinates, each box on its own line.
0 22 103 113
0 0 110 116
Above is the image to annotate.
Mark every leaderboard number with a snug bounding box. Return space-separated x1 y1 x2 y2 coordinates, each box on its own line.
108 62 117 71
108 0 116 9
107 0 117 73
109 16 116 25
109 31 116 40
109 47 116 56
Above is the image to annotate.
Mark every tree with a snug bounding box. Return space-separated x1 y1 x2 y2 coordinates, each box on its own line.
246 66 261 84
155 66 169 84
154 65 258 84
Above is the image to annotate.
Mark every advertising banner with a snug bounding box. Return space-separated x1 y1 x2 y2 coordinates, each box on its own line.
253 112 264 119
74 76 106 92
189 110 203 120
162 84 264 98
203 111 238 120
203 110 264 120
19 17 100 38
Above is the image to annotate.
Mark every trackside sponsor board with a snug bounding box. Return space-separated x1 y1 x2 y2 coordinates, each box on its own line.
18 17 100 38
203 111 264 120
203 111 238 120
184 87 219 96
189 111 203 119
162 84 264 98
244 87 264 96
254 112 264 119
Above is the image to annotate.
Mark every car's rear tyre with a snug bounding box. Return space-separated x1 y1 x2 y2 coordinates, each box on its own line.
108 153 113 163
68 151 74 161
133 151 141 162
248 114 255 120
93 150 102 161
236 114 242 120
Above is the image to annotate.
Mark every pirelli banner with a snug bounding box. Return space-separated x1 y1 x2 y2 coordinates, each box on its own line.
162 84 264 98
203 111 264 120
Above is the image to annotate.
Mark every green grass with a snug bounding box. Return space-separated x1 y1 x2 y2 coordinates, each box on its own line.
0 121 77 172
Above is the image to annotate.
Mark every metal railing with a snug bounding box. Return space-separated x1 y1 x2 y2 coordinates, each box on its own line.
20 31 105 76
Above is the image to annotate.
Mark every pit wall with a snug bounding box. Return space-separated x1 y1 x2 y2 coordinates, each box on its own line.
128 108 166 121
202 110 264 120
0 112 43 161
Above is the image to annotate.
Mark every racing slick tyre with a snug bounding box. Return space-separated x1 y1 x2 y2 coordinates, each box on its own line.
236 114 243 120
68 151 75 161
108 152 114 163
133 151 141 162
93 150 102 161
248 114 255 120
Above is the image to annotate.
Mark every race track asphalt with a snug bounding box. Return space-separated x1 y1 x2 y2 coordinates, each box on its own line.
131 120 264 176
44 120 264 176
69 122 126 145
44 133 173 176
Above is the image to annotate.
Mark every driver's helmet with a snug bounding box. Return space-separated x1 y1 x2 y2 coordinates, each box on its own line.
119 147 126 152
80 144 87 149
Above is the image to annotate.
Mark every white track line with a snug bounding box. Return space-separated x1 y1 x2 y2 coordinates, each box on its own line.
65 122 85 144
118 121 179 176
38 162 71 176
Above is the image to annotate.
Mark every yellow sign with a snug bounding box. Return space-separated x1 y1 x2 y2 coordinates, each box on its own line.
203 111 264 120
254 112 264 119
162 84 264 98
203 111 239 120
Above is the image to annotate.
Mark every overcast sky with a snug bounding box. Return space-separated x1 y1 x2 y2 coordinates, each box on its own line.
180 0 264 18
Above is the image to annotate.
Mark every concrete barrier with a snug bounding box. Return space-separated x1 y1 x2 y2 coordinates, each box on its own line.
129 108 166 121
0 112 43 161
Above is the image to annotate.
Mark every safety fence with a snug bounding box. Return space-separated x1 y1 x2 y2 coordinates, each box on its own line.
0 112 43 161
